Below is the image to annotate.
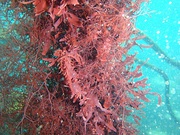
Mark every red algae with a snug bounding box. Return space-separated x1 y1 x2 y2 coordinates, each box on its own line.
0 0 161 135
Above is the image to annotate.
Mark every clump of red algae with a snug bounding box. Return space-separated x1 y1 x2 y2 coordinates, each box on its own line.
0 0 161 135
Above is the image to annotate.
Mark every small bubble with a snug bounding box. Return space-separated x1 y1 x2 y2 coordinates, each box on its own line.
171 88 176 94
178 39 180 45
168 1 172 5
166 45 170 49
158 54 165 59
156 30 160 34
165 81 169 85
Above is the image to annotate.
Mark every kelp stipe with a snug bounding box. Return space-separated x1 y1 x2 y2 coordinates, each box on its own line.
0 0 161 135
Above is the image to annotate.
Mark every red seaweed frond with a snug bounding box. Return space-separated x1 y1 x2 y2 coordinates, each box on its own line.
1 0 159 134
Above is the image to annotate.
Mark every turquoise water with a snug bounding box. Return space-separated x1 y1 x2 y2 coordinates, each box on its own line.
135 0 180 134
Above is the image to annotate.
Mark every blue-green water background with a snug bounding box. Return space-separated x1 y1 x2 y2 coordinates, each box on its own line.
135 0 180 134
